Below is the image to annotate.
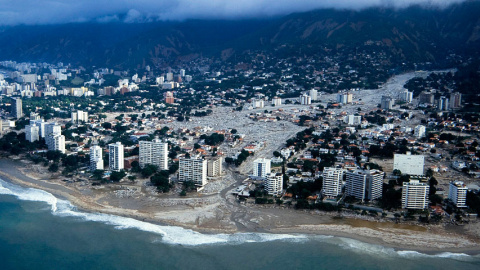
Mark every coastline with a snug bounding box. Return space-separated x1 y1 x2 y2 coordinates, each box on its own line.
1 158 479 255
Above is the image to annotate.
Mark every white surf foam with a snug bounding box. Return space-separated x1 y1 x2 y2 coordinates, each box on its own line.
0 179 306 246
337 237 477 261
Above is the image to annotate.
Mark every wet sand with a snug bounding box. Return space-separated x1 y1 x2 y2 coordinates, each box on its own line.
1 158 479 254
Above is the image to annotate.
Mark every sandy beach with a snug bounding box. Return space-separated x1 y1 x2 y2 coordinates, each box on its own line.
1 158 479 254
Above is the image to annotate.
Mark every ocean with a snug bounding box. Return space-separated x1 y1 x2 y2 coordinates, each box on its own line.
0 178 479 270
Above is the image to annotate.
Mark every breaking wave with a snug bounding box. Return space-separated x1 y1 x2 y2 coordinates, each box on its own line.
0 177 479 261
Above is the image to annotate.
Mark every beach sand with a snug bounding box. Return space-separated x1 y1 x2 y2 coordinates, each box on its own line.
1 158 479 254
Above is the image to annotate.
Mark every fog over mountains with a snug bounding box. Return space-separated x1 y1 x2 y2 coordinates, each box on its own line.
0 0 478 68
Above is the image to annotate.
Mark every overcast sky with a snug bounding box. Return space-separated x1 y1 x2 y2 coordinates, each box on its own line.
0 0 468 25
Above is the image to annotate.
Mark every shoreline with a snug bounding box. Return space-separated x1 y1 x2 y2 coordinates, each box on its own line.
1 158 479 255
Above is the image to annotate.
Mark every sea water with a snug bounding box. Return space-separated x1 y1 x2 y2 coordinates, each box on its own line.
0 178 479 270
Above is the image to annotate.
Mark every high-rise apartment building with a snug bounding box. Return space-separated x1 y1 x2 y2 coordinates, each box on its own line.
309 89 318 101
179 158 207 187
207 157 223 177
414 125 426 139
139 139 168 170
300 94 312 105
90 144 104 171
164 91 175 104
253 158 271 178
45 122 64 153
450 92 462 109
11 97 23 119
437 96 449 111
25 124 40 142
402 180 429 209
381 96 394 110
108 142 124 171
322 167 345 198
264 173 283 196
448 181 468 208
71 110 89 123
399 90 413 103
272 97 282 107
393 152 424 176
345 169 384 201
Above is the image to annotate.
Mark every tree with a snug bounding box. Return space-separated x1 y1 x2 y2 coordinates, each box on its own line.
48 163 59 172
150 170 172 192
231 129 237 134
92 169 104 181
273 151 281 158
141 164 158 178
46 150 63 162
110 170 126 182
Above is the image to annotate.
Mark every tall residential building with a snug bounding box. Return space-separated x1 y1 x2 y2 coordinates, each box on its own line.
345 169 384 201
207 157 223 177
414 125 426 138
252 98 265 109
322 167 345 198
381 96 394 110
402 180 429 209
419 92 434 104
337 93 353 104
450 92 462 109
264 173 283 196
156 76 165 85
90 145 104 171
178 158 207 187
108 142 124 171
45 122 63 152
30 119 46 138
448 181 468 208
253 158 271 178
300 94 312 105
139 139 168 170
272 96 282 107
437 96 449 111
71 110 89 123
399 90 413 103
164 91 175 104
11 97 23 119
393 152 425 176
344 115 361 126
166 72 174 82
48 134 65 153
25 124 40 142
30 112 41 120
309 89 318 101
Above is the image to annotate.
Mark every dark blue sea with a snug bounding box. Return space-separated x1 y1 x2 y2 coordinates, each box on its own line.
1 178 479 270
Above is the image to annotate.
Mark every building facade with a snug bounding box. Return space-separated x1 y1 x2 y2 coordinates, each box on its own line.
264 173 283 196
393 153 425 175
252 158 271 178
11 97 23 119
139 139 168 170
25 124 40 142
448 181 468 208
207 157 223 177
322 167 345 198
402 180 429 209
345 169 385 201
90 145 104 171
108 142 124 171
300 94 312 105
178 158 207 187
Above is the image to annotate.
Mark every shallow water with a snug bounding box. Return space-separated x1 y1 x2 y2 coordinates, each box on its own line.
0 178 479 270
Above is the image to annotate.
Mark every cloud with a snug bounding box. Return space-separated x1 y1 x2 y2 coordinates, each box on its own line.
0 0 468 25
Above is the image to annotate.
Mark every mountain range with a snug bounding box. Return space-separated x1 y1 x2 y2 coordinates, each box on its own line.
0 1 479 68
